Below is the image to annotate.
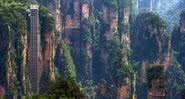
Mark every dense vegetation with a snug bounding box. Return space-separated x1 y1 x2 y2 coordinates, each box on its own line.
131 12 167 61
0 0 29 97
131 12 169 99
110 42 132 85
54 41 76 79
30 77 85 99
81 17 94 44
39 5 55 50
100 0 118 9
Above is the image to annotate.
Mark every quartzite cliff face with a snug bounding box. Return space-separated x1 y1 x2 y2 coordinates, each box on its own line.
172 10 185 71
131 13 170 99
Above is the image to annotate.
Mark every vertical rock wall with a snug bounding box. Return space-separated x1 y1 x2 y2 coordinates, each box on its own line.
81 1 93 80
97 1 118 79
61 0 82 79
0 9 28 97
131 13 170 99
180 11 185 33
172 10 185 71
147 66 166 99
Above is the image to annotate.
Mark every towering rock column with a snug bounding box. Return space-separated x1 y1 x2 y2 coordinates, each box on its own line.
116 0 136 99
44 0 62 39
0 86 5 97
180 11 185 33
171 10 185 75
117 0 131 50
131 13 171 99
62 0 81 79
99 1 118 78
81 1 93 79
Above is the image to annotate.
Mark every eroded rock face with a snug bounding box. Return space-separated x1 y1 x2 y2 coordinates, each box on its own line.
180 11 185 33
116 78 131 99
40 32 55 92
172 11 185 71
0 20 28 96
131 13 170 98
147 66 166 99
94 1 137 98
82 3 90 18
37 0 62 33
62 0 81 79
132 13 170 70
96 2 118 78
102 5 118 41
61 0 94 80
0 26 9 97
96 80 112 99
42 33 55 78
148 80 166 99
0 86 5 97
19 30 27 95
80 2 93 80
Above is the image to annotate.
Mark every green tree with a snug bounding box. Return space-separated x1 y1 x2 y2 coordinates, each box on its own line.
78 80 97 99
110 41 132 84
45 77 85 99
55 41 76 79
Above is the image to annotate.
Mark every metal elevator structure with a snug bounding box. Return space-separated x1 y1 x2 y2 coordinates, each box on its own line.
28 4 41 93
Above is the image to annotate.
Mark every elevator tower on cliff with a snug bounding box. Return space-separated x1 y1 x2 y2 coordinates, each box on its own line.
28 4 41 93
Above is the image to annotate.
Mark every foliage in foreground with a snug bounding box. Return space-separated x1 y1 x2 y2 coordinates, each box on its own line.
30 77 85 99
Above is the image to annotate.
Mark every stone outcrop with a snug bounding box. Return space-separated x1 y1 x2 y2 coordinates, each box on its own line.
37 0 62 33
39 32 55 92
95 0 118 79
93 0 137 98
132 13 170 81
180 11 185 33
60 0 94 80
82 3 90 18
147 66 166 99
61 0 81 80
171 10 185 71
0 86 5 96
0 11 28 97
148 80 166 99
81 1 93 80
131 13 170 98
96 80 112 99
116 78 131 99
